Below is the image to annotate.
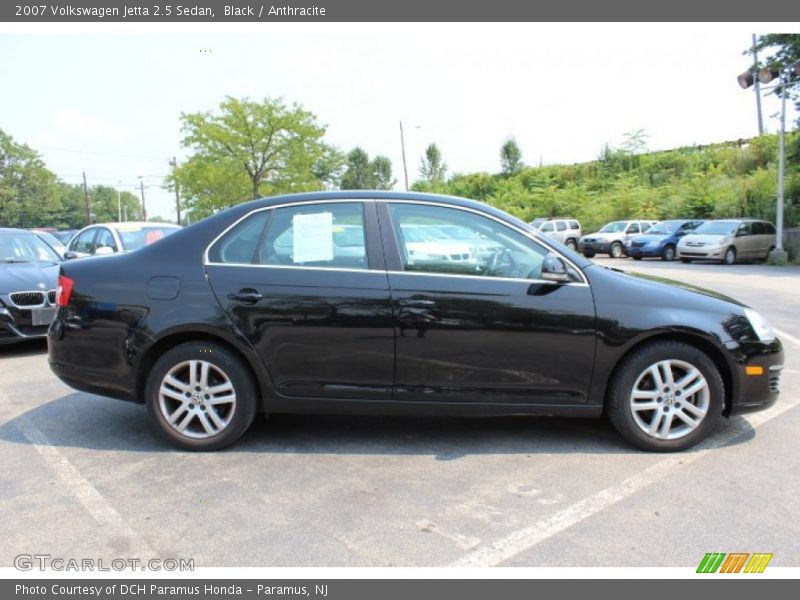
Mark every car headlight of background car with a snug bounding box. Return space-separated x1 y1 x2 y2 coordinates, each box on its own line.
745 308 776 342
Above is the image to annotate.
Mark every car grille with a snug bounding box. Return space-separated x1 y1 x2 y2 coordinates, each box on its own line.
769 374 781 394
450 253 470 260
583 238 596 243
680 252 706 257
632 242 646 248
9 291 46 307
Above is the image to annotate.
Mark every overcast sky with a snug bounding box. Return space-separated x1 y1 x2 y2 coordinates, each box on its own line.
1 23 797 222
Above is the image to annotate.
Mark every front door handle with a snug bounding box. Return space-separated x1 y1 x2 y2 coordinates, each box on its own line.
228 288 263 304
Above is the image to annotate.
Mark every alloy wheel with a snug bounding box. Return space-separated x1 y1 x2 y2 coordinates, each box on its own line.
158 360 237 439
629 359 710 440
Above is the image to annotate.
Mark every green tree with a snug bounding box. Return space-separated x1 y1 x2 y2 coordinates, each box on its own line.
0 129 59 227
419 143 447 184
500 137 524 176
340 147 396 190
173 96 340 214
753 34 800 121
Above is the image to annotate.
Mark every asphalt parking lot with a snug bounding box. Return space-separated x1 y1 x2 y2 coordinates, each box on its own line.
1 258 799 568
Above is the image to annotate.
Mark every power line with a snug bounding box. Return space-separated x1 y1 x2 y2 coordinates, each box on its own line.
37 145 173 161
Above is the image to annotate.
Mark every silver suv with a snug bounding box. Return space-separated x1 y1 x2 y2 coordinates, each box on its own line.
579 220 658 258
529 217 582 251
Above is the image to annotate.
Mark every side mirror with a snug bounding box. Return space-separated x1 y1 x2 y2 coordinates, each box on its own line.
63 251 79 260
541 253 570 283
94 246 115 256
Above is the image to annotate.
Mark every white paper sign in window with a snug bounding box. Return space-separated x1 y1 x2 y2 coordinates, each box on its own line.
292 212 334 263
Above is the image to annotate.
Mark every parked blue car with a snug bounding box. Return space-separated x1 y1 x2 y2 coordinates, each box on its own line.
625 219 707 261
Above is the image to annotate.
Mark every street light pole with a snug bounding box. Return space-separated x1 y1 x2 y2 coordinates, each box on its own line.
138 176 147 221
751 34 765 135
399 121 409 191
116 182 122 223
776 82 786 253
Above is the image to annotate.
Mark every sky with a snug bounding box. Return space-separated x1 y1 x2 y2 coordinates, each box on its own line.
1 23 798 222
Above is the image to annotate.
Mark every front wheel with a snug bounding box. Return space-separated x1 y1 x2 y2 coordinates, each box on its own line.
583 251 596 258
146 342 258 451
680 258 692 264
609 242 624 258
722 246 736 265
661 245 676 261
606 341 724 452
565 239 578 251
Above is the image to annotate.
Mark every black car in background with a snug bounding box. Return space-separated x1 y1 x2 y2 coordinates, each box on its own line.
47 192 784 452
1 228 61 344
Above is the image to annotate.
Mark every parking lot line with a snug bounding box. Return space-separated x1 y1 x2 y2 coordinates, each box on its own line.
14 417 155 557
449 396 800 567
774 329 800 348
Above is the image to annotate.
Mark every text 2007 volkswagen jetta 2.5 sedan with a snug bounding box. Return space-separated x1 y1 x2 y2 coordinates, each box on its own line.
47 192 784 451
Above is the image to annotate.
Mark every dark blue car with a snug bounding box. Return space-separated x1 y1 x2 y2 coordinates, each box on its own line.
625 219 706 261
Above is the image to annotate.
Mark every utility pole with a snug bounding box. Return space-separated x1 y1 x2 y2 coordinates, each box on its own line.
399 121 409 191
751 34 765 135
82 170 91 225
138 177 147 222
776 82 786 253
169 157 182 226
116 181 122 223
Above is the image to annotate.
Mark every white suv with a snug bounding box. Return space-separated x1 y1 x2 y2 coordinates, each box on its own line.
529 218 582 251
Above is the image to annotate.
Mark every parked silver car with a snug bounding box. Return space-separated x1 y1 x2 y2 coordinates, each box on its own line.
579 220 657 258
677 219 777 265
529 218 582 251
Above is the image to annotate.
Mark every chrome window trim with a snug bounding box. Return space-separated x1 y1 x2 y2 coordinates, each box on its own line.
203 197 588 286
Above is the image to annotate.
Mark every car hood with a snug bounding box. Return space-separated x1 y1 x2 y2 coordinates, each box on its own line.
679 234 728 245
584 232 620 240
0 261 60 294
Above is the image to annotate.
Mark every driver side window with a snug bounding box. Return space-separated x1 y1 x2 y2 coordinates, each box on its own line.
389 203 550 280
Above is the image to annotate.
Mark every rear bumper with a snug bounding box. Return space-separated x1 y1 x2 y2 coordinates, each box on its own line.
727 339 784 416
626 246 663 258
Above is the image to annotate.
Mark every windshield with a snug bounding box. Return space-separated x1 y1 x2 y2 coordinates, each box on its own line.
645 221 682 235
599 221 627 233
117 226 180 251
0 233 60 263
694 221 738 236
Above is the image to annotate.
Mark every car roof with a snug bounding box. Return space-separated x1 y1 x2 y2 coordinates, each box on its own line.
84 221 180 228
0 227 38 235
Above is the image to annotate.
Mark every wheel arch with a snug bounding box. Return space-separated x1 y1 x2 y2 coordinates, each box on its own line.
603 331 735 417
135 328 271 412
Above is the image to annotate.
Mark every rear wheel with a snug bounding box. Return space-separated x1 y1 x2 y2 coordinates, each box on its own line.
607 341 723 452
146 342 257 451
609 242 624 258
722 246 736 265
661 245 676 262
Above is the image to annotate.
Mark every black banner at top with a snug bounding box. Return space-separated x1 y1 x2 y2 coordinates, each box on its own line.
4 0 800 22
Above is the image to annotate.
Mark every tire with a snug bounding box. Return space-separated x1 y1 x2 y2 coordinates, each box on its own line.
722 246 736 265
633 256 643 261
609 242 624 258
146 342 258 451
680 258 692 264
583 251 596 258
661 245 676 262
606 341 724 452
565 239 577 251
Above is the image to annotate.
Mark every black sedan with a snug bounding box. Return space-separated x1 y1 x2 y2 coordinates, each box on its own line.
1 228 61 344
47 192 784 451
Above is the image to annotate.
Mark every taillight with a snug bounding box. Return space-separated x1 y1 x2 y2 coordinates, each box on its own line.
56 275 74 307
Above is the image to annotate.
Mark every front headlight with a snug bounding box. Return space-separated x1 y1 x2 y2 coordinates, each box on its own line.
745 308 775 342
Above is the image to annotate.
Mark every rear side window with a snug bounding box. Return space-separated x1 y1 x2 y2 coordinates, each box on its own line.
751 222 765 235
208 211 270 264
763 222 776 235
71 229 96 254
556 221 567 231
95 229 118 252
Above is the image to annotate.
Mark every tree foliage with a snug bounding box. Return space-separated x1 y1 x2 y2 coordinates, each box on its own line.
172 96 343 218
500 137 524 176
419 143 447 184
0 129 59 227
340 147 396 190
752 34 800 121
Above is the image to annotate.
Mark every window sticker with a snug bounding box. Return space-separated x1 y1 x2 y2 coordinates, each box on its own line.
292 212 334 263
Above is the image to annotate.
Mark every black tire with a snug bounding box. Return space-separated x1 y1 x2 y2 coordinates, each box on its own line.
661 245 676 262
583 251 596 258
145 341 258 451
609 242 624 258
606 341 724 452
565 239 577 251
632 256 643 261
680 258 692 264
722 246 736 265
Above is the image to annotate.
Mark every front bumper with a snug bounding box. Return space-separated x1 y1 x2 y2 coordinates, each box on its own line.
0 306 50 344
727 338 784 415
677 246 725 259
580 240 612 254
626 245 663 258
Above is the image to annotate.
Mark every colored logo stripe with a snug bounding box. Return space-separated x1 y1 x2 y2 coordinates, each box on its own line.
697 552 773 573
697 553 726 573
744 553 773 573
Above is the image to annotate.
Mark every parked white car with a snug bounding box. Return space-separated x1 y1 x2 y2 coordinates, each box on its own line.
529 218 583 251
579 220 657 258
65 222 181 260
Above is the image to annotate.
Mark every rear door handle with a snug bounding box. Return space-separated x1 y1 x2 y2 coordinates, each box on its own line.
228 288 263 304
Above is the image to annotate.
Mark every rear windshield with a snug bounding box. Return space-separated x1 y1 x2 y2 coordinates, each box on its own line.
117 226 180 251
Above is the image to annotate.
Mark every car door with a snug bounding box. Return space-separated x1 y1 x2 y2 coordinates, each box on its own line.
205 200 395 401
379 201 596 406
735 222 753 259
624 222 640 242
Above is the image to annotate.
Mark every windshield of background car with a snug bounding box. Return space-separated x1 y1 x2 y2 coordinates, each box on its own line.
694 221 738 236
116 226 180 251
646 221 681 235
599 222 627 233
0 233 60 263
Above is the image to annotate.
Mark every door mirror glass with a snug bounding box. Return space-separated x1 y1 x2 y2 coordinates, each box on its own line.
63 251 79 260
541 253 570 283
